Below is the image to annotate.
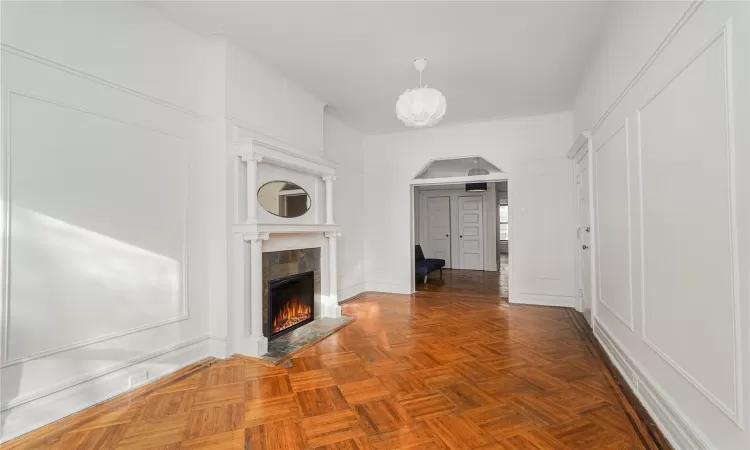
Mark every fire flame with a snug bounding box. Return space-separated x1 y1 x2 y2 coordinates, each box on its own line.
272 297 312 335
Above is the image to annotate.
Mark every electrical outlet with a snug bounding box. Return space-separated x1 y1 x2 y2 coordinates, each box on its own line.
128 371 148 388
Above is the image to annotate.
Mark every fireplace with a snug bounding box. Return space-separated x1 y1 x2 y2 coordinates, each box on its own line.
268 271 315 339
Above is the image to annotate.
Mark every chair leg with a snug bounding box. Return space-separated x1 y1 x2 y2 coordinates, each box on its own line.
440 268 443 278
424 275 428 284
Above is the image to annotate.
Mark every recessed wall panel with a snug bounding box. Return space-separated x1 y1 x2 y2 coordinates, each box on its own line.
595 125 633 328
638 35 737 413
6 94 187 362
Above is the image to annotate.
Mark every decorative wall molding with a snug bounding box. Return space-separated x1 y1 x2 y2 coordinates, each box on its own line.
233 137 335 177
593 122 634 331
0 335 210 412
0 90 191 368
566 130 592 159
635 23 742 426
590 1 704 134
594 319 710 449
229 130 341 356
0 44 210 120
230 119 326 163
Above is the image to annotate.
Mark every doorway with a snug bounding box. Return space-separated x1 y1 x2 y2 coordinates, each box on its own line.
495 181 509 298
412 180 509 300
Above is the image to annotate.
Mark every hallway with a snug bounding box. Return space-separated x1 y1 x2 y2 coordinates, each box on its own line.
416 263 509 300
7 291 663 449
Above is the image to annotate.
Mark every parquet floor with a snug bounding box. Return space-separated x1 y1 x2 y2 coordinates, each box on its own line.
416 268 507 300
4 291 657 449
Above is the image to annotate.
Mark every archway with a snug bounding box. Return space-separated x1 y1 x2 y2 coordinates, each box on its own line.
409 156 510 296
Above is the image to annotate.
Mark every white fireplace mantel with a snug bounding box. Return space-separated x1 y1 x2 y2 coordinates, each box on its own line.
228 136 342 358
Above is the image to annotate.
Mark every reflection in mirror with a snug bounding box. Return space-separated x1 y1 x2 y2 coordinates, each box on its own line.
258 181 311 218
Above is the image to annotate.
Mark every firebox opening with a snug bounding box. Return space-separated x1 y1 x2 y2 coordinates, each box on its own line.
268 271 315 339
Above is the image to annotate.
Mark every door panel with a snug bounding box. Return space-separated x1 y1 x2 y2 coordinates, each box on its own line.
458 196 484 270
426 196 451 267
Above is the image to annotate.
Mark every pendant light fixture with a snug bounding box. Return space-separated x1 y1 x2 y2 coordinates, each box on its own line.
466 158 489 192
396 59 447 127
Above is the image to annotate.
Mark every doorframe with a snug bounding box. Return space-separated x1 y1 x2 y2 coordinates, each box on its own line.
409 172 510 295
567 131 597 325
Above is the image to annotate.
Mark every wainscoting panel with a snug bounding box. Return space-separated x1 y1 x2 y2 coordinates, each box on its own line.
594 122 634 329
637 27 739 421
595 319 709 449
4 92 188 365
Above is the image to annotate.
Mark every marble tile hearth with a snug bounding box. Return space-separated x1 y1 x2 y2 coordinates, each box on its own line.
261 316 354 363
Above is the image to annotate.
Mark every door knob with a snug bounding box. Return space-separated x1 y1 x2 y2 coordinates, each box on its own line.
460 235 463 238
582 245 589 250
585 227 591 232
445 234 449 238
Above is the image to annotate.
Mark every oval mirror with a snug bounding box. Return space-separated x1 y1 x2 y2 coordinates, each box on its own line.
257 181 311 218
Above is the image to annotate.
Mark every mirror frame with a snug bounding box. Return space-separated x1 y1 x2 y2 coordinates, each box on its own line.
257 180 312 218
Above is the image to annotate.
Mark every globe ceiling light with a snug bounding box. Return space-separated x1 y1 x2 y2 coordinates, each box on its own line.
396 59 447 127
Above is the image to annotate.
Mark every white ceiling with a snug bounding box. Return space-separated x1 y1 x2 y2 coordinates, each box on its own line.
152 1 610 133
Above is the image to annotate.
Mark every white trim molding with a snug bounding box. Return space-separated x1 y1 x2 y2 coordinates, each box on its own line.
567 131 592 160
511 293 577 308
0 336 212 443
590 1 704 134
594 319 710 449
228 132 342 358
593 121 635 331
635 22 742 427
0 90 191 368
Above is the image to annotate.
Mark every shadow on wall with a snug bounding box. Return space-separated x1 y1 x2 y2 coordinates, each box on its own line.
1 206 184 441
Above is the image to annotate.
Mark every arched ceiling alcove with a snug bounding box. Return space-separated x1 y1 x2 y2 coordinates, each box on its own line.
413 156 503 180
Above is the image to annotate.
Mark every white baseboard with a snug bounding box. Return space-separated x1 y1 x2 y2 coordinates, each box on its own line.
0 336 212 443
511 293 576 308
365 282 412 295
208 335 228 359
594 320 710 450
338 282 366 302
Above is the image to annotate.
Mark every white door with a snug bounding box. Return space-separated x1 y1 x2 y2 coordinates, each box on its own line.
426 196 451 267
577 153 593 325
458 196 484 270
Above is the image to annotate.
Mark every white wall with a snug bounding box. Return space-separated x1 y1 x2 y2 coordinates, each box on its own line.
573 1 750 448
363 112 577 305
0 2 219 442
323 114 366 301
226 43 324 154
0 2 368 443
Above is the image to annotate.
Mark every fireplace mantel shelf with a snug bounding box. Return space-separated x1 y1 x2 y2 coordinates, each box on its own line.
232 223 341 236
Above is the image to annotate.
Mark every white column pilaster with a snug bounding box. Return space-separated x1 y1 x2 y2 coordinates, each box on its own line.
242 155 263 224
324 231 342 318
244 232 269 356
322 175 336 225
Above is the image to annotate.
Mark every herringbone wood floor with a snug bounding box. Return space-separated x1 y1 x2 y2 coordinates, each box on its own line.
3 289 657 449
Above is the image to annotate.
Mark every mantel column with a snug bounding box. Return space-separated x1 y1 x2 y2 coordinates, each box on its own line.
245 232 269 356
242 155 263 224
324 231 342 318
322 175 336 225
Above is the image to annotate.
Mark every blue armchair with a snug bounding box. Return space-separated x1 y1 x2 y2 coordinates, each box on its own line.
415 245 445 283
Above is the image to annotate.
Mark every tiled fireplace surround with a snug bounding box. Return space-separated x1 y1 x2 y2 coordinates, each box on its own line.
262 248 321 339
